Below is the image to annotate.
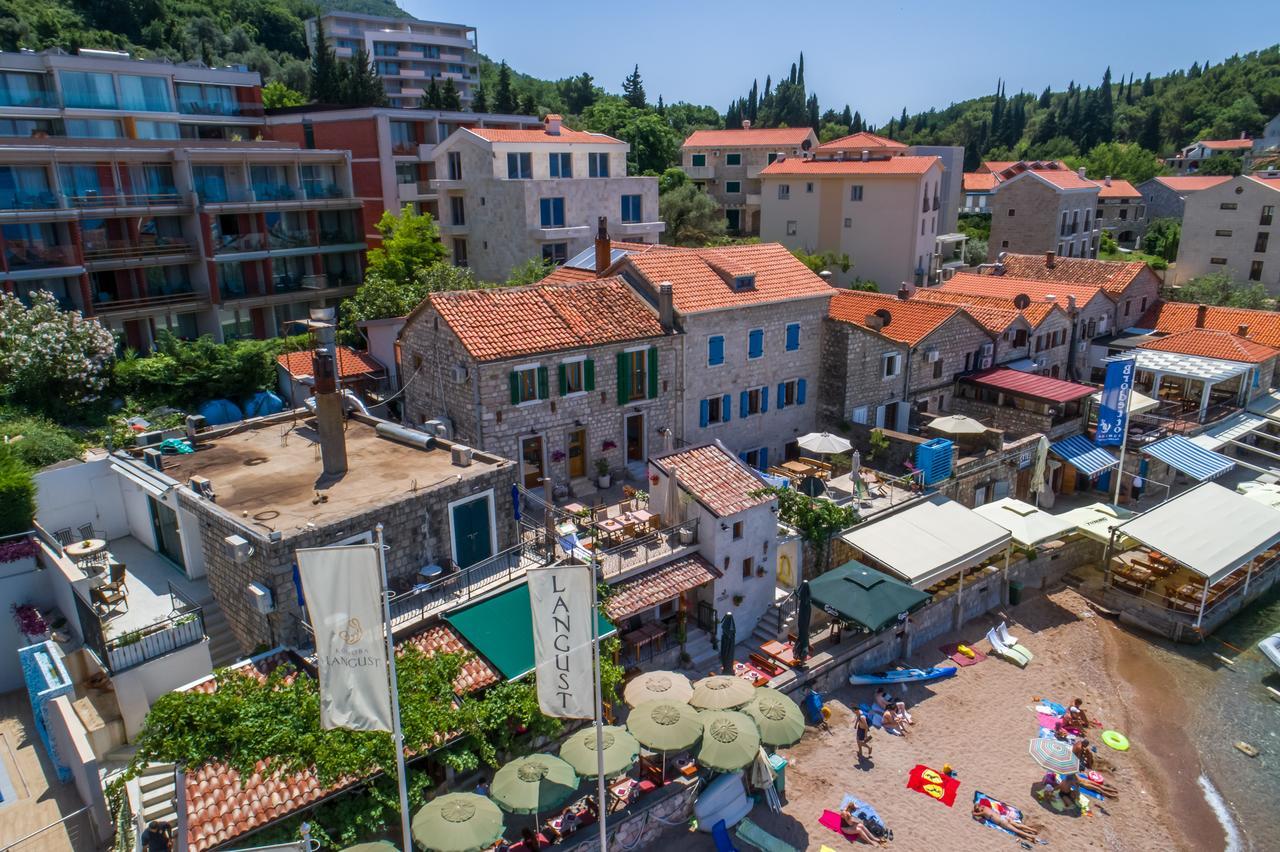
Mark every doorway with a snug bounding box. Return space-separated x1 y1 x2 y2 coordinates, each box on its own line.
520 435 545 489
567 428 587 479
449 491 495 569
148 497 186 572
726 209 741 233
625 413 645 463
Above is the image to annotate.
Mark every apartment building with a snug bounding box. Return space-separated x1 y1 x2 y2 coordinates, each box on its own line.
1138 175 1233 224
910 288 1070 374
1 51 364 349
679 124 818 235
990 252 1162 328
1174 173 1280 292
1165 136 1253 174
1094 177 1144 247
306 11 480 109
264 105 539 240
983 161 1101 260
429 116 662 280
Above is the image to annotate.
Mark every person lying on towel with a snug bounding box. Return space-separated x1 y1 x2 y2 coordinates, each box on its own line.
1078 769 1119 798
972 802 1040 841
840 804 891 845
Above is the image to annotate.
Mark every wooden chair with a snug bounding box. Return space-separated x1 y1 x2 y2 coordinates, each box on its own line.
91 583 128 616
77 523 97 541
102 562 127 594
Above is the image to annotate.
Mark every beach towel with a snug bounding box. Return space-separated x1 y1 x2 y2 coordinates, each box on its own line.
906 764 960 807
713 819 739 852
839 794 884 828
940 642 987 667
1036 712 1062 730
735 817 801 852
973 791 1024 838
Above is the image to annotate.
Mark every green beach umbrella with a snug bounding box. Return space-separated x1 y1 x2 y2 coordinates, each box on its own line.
742 688 806 748
558 725 641 778
697 710 762 772
623 670 693 708
411 793 505 852
490 754 580 816
690 675 754 710
340 843 398 852
1028 737 1080 774
627 700 703 752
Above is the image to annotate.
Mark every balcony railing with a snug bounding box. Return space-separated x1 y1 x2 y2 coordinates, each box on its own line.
319 229 360 246
0 190 60 211
68 190 183 209
253 184 297 201
392 142 421 155
388 544 530 631
83 237 192 262
268 228 315 250
4 244 79 270
215 233 267 253
72 582 205 675
303 183 346 200
0 90 58 109
93 287 199 312
178 100 263 117
597 518 700 581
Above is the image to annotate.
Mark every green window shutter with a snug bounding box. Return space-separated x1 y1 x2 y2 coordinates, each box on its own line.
647 347 659 399
616 352 629 405
558 363 567 395
584 358 596 391
537 366 549 399
509 371 520 405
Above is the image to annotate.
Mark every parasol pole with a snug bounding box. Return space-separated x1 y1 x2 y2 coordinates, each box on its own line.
375 524 412 852
589 546 608 850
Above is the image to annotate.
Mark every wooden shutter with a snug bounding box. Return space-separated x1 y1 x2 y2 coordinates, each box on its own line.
537 366 549 399
722 394 731 422
740 391 749 419
699 399 709 427
647 347 658 399
761 386 769 412
557 363 567 396
509 371 520 405
797 378 807 405
616 352 628 405
584 358 595 391
776 382 786 409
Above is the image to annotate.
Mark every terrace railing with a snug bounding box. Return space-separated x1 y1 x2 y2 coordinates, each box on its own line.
387 543 528 631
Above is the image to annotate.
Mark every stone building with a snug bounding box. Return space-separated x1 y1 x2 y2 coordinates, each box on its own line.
982 162 1101 260
1094 177 1144 248
1138 175 1233 225
1173 173 1280 293
910 288 1071 374
1165 137 1254 174
397 272 678 490
989 252 1162 331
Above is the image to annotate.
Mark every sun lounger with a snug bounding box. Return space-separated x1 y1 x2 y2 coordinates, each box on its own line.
735 818 800 852
986 627 1032 667
997 621 1019 646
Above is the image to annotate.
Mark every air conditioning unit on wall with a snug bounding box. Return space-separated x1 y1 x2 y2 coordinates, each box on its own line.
450 364 468 383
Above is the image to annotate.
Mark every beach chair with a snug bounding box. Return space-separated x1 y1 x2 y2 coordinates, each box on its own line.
986 627 1032 667
996 621 1019 646
735 818 800 852
711 820 739 852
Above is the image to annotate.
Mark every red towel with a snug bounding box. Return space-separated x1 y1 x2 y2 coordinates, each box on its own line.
819 810 870 843
906 764 960 807
940 643 986 667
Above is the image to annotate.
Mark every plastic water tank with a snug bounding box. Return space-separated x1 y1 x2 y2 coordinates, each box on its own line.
198 399 243 426
693 770 750 832
243 390 285 419
915 438 954 485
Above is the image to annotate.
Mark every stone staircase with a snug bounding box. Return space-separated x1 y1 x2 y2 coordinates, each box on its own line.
750 589 798 647
198 596 243 669
135 762 179 830
680 627 719 676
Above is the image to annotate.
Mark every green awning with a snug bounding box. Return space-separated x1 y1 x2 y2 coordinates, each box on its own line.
445 582 616 681
808 560 931 633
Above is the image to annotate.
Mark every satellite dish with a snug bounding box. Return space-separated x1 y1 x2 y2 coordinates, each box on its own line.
873 308 893 327
1013 293 1031 310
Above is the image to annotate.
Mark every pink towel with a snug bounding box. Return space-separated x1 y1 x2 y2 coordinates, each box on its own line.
819 810 844 833
1036 712 1062 730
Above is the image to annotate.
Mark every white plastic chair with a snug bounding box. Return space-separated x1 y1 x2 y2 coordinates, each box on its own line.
997 621 1019 646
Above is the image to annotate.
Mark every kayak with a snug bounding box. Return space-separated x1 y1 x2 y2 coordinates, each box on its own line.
848 666 958 687
1259 632 1280 672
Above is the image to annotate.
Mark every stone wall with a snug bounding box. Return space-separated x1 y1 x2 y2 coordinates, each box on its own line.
989 177 1098 260
559 778 698 852
908 313 996 413
949 395 1083 440
818 320 909 429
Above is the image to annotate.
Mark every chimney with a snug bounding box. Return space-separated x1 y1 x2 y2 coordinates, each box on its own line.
1195 303 1208 328
1045 250 1056 268
1043 295 1057 304
742 119 751 130
544 114 562 135
861 149 869 162
864 313 885 330
1238 323 1250 337
595 216 610 275
1077 166 1087 179
1104 175 1112 187
1067 295 1077 313
311 324 348 477
658 282 674 331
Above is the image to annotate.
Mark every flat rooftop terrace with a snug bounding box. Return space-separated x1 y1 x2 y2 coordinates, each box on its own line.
161 417 508 535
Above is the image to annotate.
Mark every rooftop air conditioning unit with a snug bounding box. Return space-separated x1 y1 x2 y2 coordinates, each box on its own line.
450 364 468 383
925 350 941 363
980 343 994 357
451 445 474 467
246 582 275 614
142 447 163 470
224 534 253 563
424 418 452 439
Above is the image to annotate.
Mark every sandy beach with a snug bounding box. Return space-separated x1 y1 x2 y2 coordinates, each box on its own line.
680 586 1225 851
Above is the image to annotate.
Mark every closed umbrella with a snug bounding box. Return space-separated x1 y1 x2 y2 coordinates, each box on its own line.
797 432 853 455
558 725 640 779
1028 738 1080 774
690 675 754 711
697 710 762 772
743 688 805 748
1030 436 1049 506
627 700 703 752
929 414 987 436
490 754 579 820
623 671 693 708
793 580 812 662
411 793 505 852
664 469 683 530
719 612 736 674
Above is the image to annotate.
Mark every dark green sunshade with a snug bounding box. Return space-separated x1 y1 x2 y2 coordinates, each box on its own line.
445 582 615 681
808 560 931 633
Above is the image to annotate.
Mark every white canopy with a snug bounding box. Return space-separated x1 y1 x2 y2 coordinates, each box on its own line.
1057 502 1135 545
973 498 1074 547
1237 481 1280 510
1089 388 1160 416
1117 482 1280 585
1190 411 1267 451
1104 350 1250 384
796 432 853 454
840 494 1011 589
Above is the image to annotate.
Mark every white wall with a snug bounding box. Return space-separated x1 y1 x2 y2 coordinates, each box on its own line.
34 457 128 540
176 503 207 579
112 639 213 741
0 551 54 692
119 477 158 550
693 501 779 640
361 317 405 387
47 695 112 837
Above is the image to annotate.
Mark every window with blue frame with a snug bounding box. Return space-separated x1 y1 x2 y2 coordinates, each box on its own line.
785 322 801 351
707 335 724 366
539 197 565 227
775 378 807 408
549 152 571 178
699 395 731 426
747 328 764 359
621 194 642 223
507 152 532 179
589 153 610 177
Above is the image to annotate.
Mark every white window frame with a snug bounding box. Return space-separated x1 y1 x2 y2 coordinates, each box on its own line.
513 362 541 406
882 352 902 379
786 220 797 236
562 355 587 397
446 488 498 571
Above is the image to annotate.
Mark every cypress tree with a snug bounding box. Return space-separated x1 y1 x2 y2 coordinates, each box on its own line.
1140 104 1162 153
852 110 862 132
797 52 805 87
471 80 488 113
519 92 536 115
1038 86 1051 109
1141 72 1154 97
748 80 759 123
309 17 339 104
494 61 516 113
343 45 385 107
1100 67 1114 142
841 104 853 128
441 78 461 111
622 64 646 108
423 78 441 109
808 93 820 130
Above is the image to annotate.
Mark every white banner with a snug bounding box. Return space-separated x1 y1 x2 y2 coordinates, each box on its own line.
528 562 595 719
295 544 394 732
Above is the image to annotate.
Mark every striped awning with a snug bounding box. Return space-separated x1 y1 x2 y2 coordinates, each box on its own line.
1050 435 1119 477
1143 435 1235 481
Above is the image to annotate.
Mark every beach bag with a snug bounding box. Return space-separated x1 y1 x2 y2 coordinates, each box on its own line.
857 811 887 838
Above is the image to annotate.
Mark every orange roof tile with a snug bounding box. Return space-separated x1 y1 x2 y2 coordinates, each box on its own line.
622 243 833 314
400 623 500 693
963 172 999 192
1027 169 1102 191
1137 301 1280 348
539 265 600 283
463 125 621 144
603 554 721 620
429 277 665 361
1138 328 1278 363
760 156 938 176
276 347 385 380
1153 175 1234 193
683 127 815 148
995 253 1150 296
1199 139 1253 150
815 131 907 151
940 271 1109 306
911 290 1022 333
1246 173 1280 192
978 161 1021 174
1094 178 1140 198
828 290 964 345
653 443 771 518
983 160 1098 191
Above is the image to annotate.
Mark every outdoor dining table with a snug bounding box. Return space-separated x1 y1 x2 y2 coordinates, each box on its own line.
780 460 815 477
64 538 108 569
760 640 798 667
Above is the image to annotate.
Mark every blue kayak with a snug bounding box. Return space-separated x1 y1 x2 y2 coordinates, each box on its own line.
848 666 957 687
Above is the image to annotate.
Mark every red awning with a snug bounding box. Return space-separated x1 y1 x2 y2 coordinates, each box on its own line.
963 368 1096 404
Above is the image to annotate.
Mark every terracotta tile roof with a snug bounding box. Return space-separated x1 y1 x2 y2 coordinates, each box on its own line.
828 289 962 345
1027 169 1102 191
940 271 1109 306
539 265 599 283
603 554 721 620
912 290 1022 333
652 443 770 518
463 125 622 144
400 623 500 693
995 253 1149 296
1152 175 1234 193
622 243 833 314
760 155 938 176
982 160 1098 191
1094 178 1140 198
815 131 907 151
683 127 815 147
963 368 1097 403
963 172 999 192
429 277 665 361
1138 328 1278 363
1245 173 1280 192
1199 139 1253 151
1137 301 1280 348
276 347 385 380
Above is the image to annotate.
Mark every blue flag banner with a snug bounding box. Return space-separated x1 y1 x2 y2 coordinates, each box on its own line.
1096 359 1137 446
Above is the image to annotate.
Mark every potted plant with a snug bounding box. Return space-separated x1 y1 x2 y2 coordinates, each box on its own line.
867 428 890 462
595 458 612 489
12 603 50 644
732 593 745 607
632 490 649 509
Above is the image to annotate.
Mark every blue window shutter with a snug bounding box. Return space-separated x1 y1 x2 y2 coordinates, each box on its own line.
699 399 709 427
708 336 724 366
797 378 807 405
739 452 749 463
722 394 731 422
760 447 769 469
761 386 769 412
786 322 801 351
740 391 749 419
748 328 763 358
777 382 786 409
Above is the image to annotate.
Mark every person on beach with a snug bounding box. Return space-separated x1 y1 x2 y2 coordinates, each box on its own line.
894 700 914 725
882 705 909 737
1078 770 1120 798
1066 698 1091 728
973 802 1040 841
1040 772 1079 805
1072 738 1095 771
874 687 892 711
853 707 873 758
841 803 889 845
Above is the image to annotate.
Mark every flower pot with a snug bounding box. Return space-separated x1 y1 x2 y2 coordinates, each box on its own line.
678 527 694 545
598 474 612 489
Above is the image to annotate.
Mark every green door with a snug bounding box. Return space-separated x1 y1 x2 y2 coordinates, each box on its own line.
451 495 493 569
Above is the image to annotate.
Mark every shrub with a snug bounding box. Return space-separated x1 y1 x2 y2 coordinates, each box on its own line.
0 448 35 537
0 412 82 468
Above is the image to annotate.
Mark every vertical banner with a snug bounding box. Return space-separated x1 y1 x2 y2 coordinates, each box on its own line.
528 562 595 719
295 544 393 732
1096 358 1137 446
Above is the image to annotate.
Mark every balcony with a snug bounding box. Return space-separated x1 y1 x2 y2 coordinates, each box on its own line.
429 177 465 191
529 223 592 240
67 190 188 211
178 100 264 118
93 285 201 314
82 237 195 264
597 518 700 583
318 228 362 247
303 183 347 200
253 183 298 202
3 244 80 272
685 165 714 180
0 90 58 109
388 544 540 633
398 182 424 202
268 228 316 250
0 189 62 212
392 142 421 156
744 193 762 206
400 68 426 78
616 220 666 238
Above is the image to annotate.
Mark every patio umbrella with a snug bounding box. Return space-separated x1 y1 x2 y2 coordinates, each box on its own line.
742 688 805 748
341 843 399 852
718 612 736 674
690 675 754 711
490 754 579 818
627 700 703 752
697 710 762 772
558 725 640 779
1028 738 1080 774
797 432 853 455
1030 436 1049 506
798 475 826 498
793 580 812 662
623 671 693 708
411 793 505 852
928 414 987 436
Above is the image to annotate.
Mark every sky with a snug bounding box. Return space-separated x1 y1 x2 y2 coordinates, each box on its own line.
403 0 1274 122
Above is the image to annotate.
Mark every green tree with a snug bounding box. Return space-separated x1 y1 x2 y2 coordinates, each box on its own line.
470 80 489 113
1069 142 1168 184
621 64 646 109
755 486 858 571
0 446 35 536
578 98 680 173
791 248 851 276
365 205 447 282
1196 153 1242 176
1139 104 1163 153
261 80 306 109
308 16 339 104
1203 94 1265 140
493 61 516 113
0 291 115 411
1171 272 1268 308
341 45 386 107
441 78 461 111
659 183 725 246
0 413 81 468
518 92 537 115
422 78 442 109
658 167 688 194
505 256 555 286
343 264 481 333
1143 218 1181 262
558 72 597 113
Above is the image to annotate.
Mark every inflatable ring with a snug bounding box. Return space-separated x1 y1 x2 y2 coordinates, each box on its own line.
1101 730 1130 751
821 705 832 721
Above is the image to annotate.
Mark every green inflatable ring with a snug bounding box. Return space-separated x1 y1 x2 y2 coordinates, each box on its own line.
1101 730 1130 751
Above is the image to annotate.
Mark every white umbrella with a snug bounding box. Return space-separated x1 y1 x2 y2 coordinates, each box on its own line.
797 432 852 455
664 469 683 530
928 414 987 435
